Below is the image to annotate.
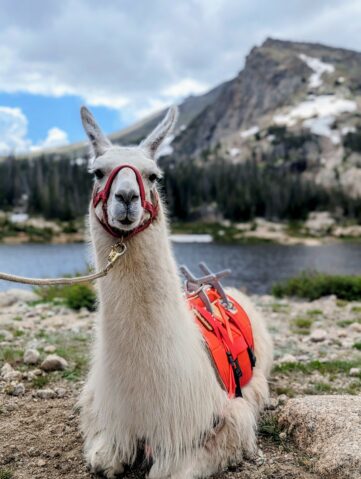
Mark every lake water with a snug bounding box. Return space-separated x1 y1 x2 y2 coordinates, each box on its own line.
1 241 361 294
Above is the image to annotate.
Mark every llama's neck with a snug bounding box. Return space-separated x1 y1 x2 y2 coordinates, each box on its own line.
90 205 188 334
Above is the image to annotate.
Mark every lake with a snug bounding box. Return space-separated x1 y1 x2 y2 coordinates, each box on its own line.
1 241 361 294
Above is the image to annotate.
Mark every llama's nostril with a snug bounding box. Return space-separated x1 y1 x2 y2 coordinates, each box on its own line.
115 190 139 205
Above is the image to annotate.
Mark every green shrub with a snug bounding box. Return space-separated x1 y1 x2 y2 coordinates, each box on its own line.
34 283 96 311
272 272 361 301
32 375 50 389
0 468 13 479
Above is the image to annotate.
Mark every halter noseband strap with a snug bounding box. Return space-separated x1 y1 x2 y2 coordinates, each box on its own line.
92 164 159 239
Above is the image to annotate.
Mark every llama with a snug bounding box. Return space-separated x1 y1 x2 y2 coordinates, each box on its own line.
78 105 273 479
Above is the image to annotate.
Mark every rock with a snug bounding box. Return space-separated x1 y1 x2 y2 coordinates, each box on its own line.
23 348 40 365
1 363 22 381
305 211 335 236
0 329 13 341
277 394 288 405
0 289 38 307
1 362 14 377
254 448 264 466
278 353 297 364
37 458 46 467
6 382 25 396
310 329 327 342
40 354 68 372
36 389 56 399
349 367 360 377
349 322 361 333
44 345 56 353
55 387 66 398
266 397 279 410
278 395 361 478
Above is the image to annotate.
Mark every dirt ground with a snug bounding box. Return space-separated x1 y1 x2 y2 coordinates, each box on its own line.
0 393 317 479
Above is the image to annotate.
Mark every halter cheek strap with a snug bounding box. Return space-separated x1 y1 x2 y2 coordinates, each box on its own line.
92 164 159 239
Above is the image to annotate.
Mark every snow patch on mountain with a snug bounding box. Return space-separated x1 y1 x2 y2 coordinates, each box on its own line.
299 54 335 88
240 125 259 138
274 95 356 126
303 116 340 144
228 147 240 157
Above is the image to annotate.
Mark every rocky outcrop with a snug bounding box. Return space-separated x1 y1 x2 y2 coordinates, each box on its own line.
278 395 361 478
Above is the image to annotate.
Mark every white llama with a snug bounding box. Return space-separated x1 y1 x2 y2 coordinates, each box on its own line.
78 105 273 479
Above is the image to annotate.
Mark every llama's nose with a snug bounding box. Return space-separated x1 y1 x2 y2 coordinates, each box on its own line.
115 189 139 206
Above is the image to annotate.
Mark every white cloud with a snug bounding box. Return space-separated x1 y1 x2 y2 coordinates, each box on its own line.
0 0 360 120
31 127 69 151
0 106 68 154
0 0 361 123
0 106 30 154
163 79 209 98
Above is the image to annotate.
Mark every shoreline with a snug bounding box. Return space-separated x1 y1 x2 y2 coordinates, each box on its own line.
0 215 360 246
0 232 359 246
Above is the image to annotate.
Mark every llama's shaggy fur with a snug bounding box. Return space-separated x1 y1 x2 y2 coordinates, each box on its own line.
78 106 273 479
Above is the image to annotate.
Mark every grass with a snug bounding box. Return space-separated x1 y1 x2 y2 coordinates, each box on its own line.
32 375 50 389
0 469 13 479
351 306 361 313
35 331 90 382
307 309 322 316
13 316 22 321
293 317 313 329
337 319 357 328
272 272 361 301
0 348 23 367
273 359 361 376
311 382 333 394
34 283 96 311
271 303 290 313
274 385 296 397
259 413 283 443
291 316 313 335
13 329 25 337
353 342 361 351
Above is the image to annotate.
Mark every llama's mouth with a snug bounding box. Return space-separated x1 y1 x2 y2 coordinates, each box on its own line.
120 218 132 226
111 216 139 232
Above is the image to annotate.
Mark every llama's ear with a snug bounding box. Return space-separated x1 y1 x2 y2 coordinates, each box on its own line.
80 106 112 157
140 106 178 160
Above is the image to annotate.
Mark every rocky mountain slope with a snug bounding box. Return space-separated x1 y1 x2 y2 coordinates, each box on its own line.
15 38 361 196
170 38 361 197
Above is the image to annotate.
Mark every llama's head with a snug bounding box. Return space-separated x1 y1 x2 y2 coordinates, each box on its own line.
81 105 178 234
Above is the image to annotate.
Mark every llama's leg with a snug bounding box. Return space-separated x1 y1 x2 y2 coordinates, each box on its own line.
192 397 257 478
149 398 256 479
148 461 194 479
85 433 125 478
79 386 126 478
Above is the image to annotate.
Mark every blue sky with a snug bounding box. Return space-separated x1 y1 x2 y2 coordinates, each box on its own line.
0 93 122 144
0 0 360 154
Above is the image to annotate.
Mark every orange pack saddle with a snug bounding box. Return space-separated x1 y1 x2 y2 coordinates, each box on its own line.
182 264 256 398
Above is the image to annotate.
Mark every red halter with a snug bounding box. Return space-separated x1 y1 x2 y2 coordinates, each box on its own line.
92 164 159 239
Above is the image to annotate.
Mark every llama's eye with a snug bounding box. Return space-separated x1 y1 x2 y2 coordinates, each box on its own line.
94 169 104 180
148 173 159 183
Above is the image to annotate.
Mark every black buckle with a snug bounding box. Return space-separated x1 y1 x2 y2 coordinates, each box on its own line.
247 347 257 368
226 352 243 397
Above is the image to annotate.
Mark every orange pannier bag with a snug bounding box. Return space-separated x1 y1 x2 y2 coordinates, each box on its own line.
188 288 256 398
